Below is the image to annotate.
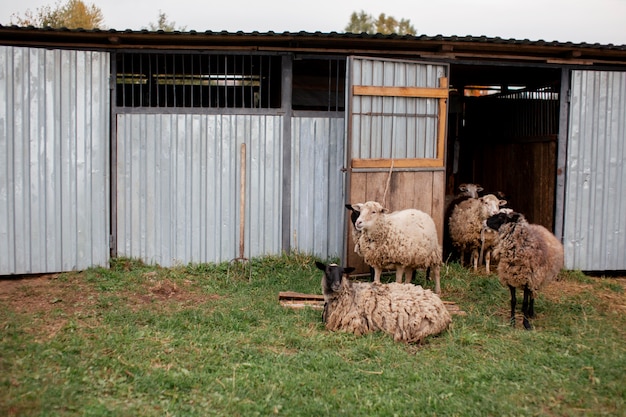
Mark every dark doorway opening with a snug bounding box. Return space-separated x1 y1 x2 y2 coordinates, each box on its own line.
447 64 562 230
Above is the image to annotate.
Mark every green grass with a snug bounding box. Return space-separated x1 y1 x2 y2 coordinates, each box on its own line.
1 254 625 416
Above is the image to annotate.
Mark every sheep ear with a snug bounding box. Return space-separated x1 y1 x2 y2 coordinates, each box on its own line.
315 261 326 271
476 185 484 192
458 184 468 192
351 203 363 212
499 199 508 207
382 207 390 214
345 204 353 211
344 267 355 274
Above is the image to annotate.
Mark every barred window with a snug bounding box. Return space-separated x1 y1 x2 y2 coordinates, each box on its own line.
115 53 282 108
292 57 346 111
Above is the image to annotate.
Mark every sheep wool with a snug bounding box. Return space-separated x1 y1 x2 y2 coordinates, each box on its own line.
352 201 442 293
491 213 563 297
486 211 564 329
448 194 505 271
317 262 450 343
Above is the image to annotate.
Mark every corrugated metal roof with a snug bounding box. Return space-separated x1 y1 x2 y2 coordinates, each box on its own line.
1 25 625 66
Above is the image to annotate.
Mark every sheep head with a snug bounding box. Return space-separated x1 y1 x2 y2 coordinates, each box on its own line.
480 194 508 217
351 201 389 232
458 183 483 198
315 261 355 295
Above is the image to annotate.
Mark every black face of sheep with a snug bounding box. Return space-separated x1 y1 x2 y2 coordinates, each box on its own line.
316 261 355 324
485 211 523 231
315 261 355 295
345 204 360 227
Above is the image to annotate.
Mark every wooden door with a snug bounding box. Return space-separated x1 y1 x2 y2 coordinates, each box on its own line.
344 57 449 274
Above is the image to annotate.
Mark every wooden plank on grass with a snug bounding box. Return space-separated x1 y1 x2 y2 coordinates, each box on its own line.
279 292 466 315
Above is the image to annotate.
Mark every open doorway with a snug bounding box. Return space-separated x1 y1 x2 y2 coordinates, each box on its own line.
447 64 562 230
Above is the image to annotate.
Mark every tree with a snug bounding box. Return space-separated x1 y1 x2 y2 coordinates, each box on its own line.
345 10 416 35
146 11 186 32
10 0 105 29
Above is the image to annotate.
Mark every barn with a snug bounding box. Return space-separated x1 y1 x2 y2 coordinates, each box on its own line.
1 26 625 275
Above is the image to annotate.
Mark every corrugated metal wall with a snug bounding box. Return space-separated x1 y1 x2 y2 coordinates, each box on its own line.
564 70 626 270
350 57 446 159
0 46 110 275
291 117 346 257
116 114 283 266
116 113 347 266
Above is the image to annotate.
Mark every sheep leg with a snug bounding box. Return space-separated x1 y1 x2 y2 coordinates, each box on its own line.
404 268 415 284
373 267 383 284
485 251 491 274
433 265 441 295
508 285 517 327
522 287 533 330
471 249 479 271
395 267 405 283
424 268 430 282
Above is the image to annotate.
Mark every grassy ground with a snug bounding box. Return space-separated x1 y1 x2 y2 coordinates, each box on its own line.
1 254 625 416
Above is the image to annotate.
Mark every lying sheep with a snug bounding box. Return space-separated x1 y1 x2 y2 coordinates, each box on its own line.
349 201 442 294
316 261 451 344
448 194 506 272
485 211 564 330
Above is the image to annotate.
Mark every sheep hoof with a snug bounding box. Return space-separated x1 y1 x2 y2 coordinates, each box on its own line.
523 319 533 330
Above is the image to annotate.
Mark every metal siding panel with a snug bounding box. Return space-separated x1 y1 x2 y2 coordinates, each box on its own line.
0 47 11 273
249 115 283 257
565 70 626 270
116 114 283 266
0 46 110 274
349 57 446 160
291 117 346 258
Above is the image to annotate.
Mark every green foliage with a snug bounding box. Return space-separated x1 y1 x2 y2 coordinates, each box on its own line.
345 9 417 35
1 255 624 416
10 0 104 29
145 11 186 32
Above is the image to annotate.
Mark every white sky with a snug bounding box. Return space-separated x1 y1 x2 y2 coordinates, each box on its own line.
1 0 625 45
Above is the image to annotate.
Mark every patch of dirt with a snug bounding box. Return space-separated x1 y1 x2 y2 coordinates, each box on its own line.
0 271 220 340
543 277 626 314
0 273 96 317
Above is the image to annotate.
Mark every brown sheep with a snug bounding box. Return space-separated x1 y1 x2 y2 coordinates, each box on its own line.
485 212 564 330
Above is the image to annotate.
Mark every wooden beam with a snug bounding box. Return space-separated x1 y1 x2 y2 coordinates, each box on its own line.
353 85 449 99
279 291 324 301
437 77 448 162
351 158 444 169
278 291 466 315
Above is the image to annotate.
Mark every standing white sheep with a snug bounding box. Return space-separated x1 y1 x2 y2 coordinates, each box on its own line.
448 194 507 272
485 211 564 330
315 262 451 344
350 201 442 294
443 183 483 261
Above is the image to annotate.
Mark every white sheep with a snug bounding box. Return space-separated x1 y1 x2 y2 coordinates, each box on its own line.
349 201 442 294
447 194 506 272
443 183 483 261
345 204 417 283
315 261 451 344
485 211 564 330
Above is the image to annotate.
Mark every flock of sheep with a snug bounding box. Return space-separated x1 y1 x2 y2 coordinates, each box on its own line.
316 183 564 343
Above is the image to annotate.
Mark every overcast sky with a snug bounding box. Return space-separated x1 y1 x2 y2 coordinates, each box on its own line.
1 0 625 45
